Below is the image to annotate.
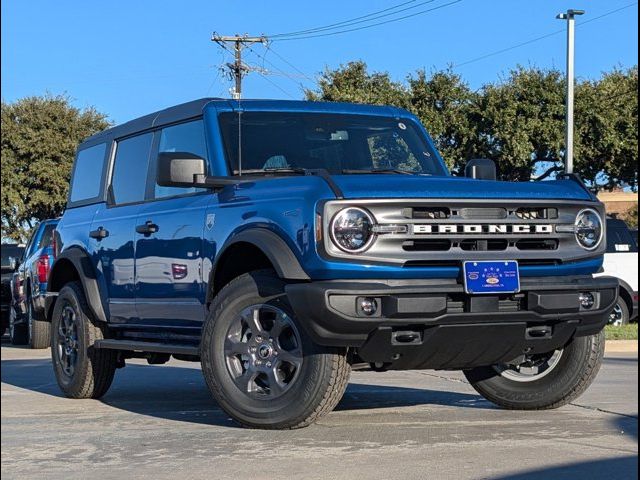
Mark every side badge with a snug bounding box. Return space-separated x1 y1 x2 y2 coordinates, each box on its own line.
206 213 216 230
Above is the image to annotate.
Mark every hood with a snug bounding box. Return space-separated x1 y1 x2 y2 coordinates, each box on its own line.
329 175 595 201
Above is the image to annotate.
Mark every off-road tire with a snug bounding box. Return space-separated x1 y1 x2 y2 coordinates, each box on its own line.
464 330 605 410
201 270 351 429
51 281 117 399
28 295 50 349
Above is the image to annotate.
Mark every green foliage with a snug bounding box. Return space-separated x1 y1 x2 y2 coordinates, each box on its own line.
622 203 638 229
605 324 638 341
575 67 638 190
1 95 110 241
306 62 638 187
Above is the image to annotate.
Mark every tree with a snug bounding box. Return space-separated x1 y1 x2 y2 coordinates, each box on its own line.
473 67 566 181
1 95 110 241
408 68 478 171
306 61 409 109
574 66 638 191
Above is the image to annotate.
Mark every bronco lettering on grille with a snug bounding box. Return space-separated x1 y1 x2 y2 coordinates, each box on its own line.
412 224 554 234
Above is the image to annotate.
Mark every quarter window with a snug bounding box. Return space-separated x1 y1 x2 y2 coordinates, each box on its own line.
155 120 208 199
110 133 153 205
69 143 107 203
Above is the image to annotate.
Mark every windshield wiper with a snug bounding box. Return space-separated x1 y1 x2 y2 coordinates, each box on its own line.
342 168 415 175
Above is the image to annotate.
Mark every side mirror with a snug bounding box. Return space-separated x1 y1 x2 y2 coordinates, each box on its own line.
157 152 207 188
465 158 497 181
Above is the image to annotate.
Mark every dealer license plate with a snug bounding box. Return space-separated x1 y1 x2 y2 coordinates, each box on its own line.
463 260 520 294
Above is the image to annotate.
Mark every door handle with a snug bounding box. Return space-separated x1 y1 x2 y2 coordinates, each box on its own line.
136 221 159 236
89 227 109 240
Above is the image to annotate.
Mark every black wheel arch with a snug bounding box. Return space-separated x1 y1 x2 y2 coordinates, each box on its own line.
207 228 310 302
47 247 108 323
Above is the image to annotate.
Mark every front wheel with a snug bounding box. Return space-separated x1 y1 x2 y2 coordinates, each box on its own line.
201 270 350 429
464 330 605 410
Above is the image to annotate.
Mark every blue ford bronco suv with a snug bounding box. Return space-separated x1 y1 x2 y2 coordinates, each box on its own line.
47 98 617 429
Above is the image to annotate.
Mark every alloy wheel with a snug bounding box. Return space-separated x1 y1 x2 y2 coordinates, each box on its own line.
224 304 303 399
56 305 79 377
609 303 625 326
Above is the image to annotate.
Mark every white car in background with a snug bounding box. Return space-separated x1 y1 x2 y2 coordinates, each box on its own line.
596 218 638 325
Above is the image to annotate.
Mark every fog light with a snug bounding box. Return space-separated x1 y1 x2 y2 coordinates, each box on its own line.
579 292 595 309
359 297 378 316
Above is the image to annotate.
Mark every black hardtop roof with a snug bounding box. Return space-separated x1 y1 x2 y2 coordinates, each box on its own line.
79 98 408 149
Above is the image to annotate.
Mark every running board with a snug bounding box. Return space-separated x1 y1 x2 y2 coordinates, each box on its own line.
93 339 199 356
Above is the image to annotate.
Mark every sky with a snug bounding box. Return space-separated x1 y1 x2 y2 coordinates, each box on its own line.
2 0 638 124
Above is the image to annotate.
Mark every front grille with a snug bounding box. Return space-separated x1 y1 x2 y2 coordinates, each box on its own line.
515 207 558 220
516 239 559 251
323 199 604 266
402 239 451 251
459 239 509 251
404 207 450 219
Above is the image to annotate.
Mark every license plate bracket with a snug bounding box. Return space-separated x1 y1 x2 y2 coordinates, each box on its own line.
463 260 520 295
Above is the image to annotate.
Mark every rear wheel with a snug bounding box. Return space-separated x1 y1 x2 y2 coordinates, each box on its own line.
9 307 28 345
464 331 605 410
27 294 50 349
51 282 117 399
608 300 630 326
201 270 350 429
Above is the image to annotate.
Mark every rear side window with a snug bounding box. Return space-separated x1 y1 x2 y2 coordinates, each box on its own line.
69 143 107 203
110 133 153 205
154 120 208 199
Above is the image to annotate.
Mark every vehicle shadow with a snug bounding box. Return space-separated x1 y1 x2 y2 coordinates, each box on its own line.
489 456 638 480
1 357 493 428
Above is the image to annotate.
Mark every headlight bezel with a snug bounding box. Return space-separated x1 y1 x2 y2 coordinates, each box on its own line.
329 207 376 253
574 208 604 251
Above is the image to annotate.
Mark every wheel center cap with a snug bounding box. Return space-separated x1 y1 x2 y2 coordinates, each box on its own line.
258 344 272 359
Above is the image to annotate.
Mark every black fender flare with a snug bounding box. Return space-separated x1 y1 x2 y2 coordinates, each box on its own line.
210 229 310 295
48 247 108 323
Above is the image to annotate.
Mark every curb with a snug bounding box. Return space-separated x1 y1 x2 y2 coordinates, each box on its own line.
605 340 638 353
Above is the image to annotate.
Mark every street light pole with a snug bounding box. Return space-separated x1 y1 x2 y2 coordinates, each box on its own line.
556 9 585 174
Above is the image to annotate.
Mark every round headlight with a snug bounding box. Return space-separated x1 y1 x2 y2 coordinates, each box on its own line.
330 207 375 253
575 209 603 250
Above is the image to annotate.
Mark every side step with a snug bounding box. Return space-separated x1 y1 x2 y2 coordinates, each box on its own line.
94 339 199 356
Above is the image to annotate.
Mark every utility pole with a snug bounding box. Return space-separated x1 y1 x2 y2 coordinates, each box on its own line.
556 9 584 174
211 33 267 99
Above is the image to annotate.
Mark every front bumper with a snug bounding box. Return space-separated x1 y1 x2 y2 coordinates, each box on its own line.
286 275 619 370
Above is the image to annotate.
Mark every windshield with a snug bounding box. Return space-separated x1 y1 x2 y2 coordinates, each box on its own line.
218 112 446 176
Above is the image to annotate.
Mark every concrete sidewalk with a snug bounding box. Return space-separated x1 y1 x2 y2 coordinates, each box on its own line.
606 340 638 353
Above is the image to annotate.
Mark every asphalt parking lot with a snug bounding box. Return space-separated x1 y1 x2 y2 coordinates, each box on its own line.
1 340 637 480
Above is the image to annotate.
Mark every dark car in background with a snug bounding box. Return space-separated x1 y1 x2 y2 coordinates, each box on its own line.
1 244 25 336
10 219 58 347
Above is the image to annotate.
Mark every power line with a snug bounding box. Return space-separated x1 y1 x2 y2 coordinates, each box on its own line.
455 2 638 68
273 0 463 41
269 0 437 39
264 44 315 82
250 65 298 99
